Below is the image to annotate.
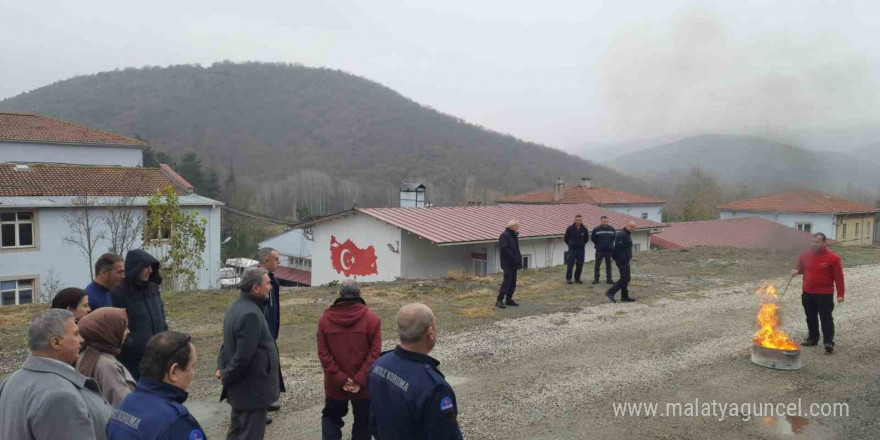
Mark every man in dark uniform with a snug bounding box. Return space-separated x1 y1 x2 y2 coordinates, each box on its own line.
564 215 589 284
606 221 636 303
107 331 206 440
590 215 616 284
496 219 523 309
369 303 463 440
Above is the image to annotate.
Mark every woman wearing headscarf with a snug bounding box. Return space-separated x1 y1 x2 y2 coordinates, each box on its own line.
76 307 136 406
51 287 92 322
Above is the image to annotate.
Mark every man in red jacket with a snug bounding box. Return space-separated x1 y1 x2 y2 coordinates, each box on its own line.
317 279 382 440
791 232 845 353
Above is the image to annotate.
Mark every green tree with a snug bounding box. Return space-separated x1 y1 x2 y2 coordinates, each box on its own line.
143 186 207 291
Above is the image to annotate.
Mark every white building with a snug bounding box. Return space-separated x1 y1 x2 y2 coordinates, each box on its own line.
258 228 313 271
497 177 665 223
0 113 222 306
297 203 662 286
720 189 876 246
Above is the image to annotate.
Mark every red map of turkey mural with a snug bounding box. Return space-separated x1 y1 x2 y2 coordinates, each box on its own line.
330 236 378 277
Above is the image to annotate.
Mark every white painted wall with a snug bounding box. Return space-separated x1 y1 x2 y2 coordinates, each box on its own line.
311 213 402 285
721 211 836 240
0 142 143 166
604 204 663 223
0 205 221 303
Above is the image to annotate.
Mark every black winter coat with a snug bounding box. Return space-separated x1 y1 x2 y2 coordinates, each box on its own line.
218 290 281 410
499 228 523 271
111 249 168 379
564 224 589 250
591 224 617 252
612 229 633 262
264 272 281 340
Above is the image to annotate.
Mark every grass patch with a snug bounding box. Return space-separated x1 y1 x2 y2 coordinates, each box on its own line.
459 306 496 319
551 318 569 326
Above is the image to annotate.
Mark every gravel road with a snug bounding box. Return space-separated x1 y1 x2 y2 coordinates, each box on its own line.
199 264 880 439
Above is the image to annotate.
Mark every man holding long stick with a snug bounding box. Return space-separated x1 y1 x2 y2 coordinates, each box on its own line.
791 232 845 354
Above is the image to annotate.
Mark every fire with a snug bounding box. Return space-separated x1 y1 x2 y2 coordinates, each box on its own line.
752 282 800 351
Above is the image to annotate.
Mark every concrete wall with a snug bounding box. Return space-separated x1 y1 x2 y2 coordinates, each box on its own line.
835 214 875 246
1 142 143 166
0 205 221 304
605 205 663 223
721 211 836 240
311 213 402 285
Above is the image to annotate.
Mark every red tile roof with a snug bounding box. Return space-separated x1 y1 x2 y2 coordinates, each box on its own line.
357 203 664 245
275 266 311 286
720 189 877 214
0 112 146 147
650 217 816 251
497 185 664 206
0 163 192 196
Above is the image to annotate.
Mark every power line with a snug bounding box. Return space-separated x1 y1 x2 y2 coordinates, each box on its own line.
221 204 298 226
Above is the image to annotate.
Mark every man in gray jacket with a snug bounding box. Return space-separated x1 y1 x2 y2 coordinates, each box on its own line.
0 309 111 440
216 267 281 440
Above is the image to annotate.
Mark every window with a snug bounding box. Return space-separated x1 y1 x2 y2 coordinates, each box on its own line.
842 224 847 241
855 222 860 238
641 212 648 220
796 223 812 233
633 244 642 252
521 255 531 270
146 210 172 241
1 212 35 249
473 258 488 276
1 279 34 306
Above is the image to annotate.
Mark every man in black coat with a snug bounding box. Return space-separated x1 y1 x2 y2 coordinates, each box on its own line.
606 221 636 303
564 215 589 284
111 249 168 379
216 267 281 440
591 215 616 284
496 219 523 309
257 247 286 413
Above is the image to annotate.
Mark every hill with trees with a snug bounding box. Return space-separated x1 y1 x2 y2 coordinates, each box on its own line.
0 61 654 220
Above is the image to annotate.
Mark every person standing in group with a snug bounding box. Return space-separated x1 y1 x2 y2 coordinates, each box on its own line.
257 247 286 414
591 215 616 284
86 253 125 310
77 307 136 406
0 309 111 440
107 331 206 440
496 219 522 309
369 303 463 439
317 279 381 440
51 287 92 322
111 249 167 380
791 232 845 354
606 221 636 303
564 214 589 284
216 267 280 440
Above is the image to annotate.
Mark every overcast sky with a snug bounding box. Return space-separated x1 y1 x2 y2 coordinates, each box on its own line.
2 0 880 151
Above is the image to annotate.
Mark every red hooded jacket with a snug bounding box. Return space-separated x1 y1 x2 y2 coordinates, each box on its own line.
317 297 382 400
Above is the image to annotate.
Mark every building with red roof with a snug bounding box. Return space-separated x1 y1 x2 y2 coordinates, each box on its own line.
497 178 665 223
296 203 664 285
1 113 222 305
651 217 816 251
720 189 876 246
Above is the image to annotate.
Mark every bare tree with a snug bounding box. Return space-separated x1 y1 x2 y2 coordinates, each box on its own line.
63 196 108 280
40 267 62 303
106 195 145 255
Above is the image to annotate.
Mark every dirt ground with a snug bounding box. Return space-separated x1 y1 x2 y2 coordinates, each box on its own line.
2 245 879 439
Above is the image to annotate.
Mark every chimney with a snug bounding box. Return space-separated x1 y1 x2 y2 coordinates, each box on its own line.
579 177 592 188
553 178 565 202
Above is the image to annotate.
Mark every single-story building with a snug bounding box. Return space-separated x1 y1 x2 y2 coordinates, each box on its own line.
258 228 313 272
651 217 816 251
720 190 877 246
295 203 664 285
496 177 665 223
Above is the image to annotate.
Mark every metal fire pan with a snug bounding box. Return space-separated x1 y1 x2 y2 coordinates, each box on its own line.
750 343 801 370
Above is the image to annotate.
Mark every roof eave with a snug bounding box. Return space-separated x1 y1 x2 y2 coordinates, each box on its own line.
0 138 147 149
